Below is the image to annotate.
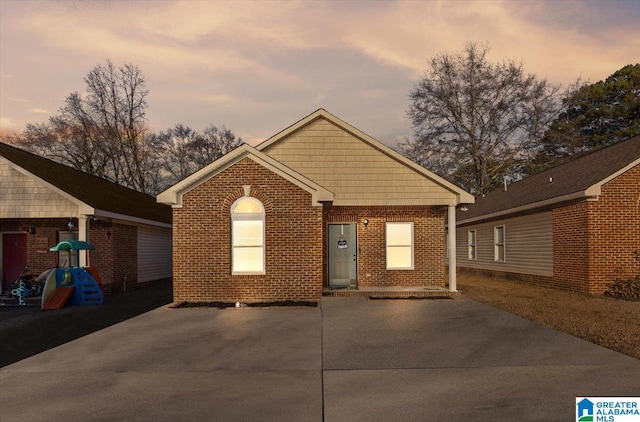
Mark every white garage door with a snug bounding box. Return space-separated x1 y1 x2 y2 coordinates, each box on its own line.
137 225 172 283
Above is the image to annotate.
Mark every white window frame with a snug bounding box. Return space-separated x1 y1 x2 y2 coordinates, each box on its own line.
494 225 505 262
386 222 414 270
468 230 476 260
231 197 265 275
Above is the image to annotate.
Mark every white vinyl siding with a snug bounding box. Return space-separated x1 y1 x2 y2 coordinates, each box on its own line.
386 222 413 270
137 225 172 283
457 212 553 277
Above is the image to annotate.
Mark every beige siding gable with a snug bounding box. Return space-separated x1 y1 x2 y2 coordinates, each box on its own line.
261 118 457 205
0 161 78 218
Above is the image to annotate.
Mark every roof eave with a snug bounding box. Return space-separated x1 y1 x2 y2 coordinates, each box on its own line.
92 209 172 228
457 190 594 225
157 144 334 207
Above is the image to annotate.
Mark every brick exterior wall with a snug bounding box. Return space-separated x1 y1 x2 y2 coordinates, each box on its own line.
587 164 640 293
553 202 591 292
89 220 138 294
0 218 138 294
172 158 324 303
552 164 639 294
323 205 447 288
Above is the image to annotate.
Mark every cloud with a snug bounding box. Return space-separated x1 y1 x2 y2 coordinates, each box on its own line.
337 0 639 83
29 108 51 114
10 97 34 104
2 0 638 143
0 116 18 130
16 0 639 87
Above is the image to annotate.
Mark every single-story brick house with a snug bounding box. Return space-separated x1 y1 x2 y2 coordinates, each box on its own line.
0 142 172 294
158 109 474 304
455 134 640 294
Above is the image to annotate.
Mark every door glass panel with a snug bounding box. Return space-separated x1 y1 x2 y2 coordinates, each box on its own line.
328 224 357 288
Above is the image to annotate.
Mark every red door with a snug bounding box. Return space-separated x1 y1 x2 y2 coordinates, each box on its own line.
2 234 27 293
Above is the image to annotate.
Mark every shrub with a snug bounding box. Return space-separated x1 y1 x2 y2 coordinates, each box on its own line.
605 275 640 301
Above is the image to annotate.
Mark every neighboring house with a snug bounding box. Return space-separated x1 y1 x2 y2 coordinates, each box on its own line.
158 109 474 304
0 142 172 294
456 135 640 294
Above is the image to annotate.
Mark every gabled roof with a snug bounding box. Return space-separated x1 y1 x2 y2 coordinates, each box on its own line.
257 109 474 206
0 142 171 225
157 144 334 207
458 135 640 224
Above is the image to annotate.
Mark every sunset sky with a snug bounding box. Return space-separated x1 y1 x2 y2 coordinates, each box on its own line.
1 0 639 146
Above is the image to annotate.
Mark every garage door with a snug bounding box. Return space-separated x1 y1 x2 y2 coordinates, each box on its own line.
137 225 172 283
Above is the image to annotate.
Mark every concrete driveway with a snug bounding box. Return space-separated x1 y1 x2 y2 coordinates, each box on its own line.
1 296 639 421
322 297 640 421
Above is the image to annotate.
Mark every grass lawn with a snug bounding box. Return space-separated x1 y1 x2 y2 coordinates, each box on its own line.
457 273 640 360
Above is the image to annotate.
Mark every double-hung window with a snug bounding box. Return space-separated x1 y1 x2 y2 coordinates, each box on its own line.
494 225 505 261
231 197 265 274
386 222 414 269
468 230 476 260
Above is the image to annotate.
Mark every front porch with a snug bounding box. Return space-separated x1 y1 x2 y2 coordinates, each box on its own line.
322 286 459 299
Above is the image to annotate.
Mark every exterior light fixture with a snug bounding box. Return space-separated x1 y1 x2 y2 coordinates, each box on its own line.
363 218 369 228
460 205 469 212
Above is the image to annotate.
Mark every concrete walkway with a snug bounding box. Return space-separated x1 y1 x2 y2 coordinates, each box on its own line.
1 296 639 421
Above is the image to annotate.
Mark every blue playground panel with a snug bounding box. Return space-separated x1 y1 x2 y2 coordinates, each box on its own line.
55 268 104 306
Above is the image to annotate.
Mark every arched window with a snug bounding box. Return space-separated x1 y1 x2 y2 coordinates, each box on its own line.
231 197 265 274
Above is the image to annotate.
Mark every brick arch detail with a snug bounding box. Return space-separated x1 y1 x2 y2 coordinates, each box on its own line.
221 187 274 214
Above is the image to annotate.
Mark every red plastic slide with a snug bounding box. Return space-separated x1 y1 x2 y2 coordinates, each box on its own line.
43 287 75 311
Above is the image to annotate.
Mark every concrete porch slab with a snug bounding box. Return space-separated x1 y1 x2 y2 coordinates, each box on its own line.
322 286 458 298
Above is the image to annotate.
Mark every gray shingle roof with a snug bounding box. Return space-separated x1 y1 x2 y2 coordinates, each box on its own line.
458 135 640 222
0 142 171 224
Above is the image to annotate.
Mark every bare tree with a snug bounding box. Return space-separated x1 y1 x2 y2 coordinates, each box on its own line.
151 123 243 191
64 60 150 191
404 43 562 194
7 60 243 195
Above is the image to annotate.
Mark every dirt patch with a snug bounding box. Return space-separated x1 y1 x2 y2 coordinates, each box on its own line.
458 273 640 360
